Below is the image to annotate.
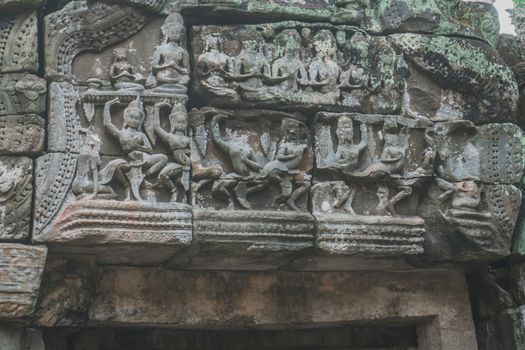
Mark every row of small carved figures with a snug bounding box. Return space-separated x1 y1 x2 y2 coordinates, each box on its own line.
197 33 402 93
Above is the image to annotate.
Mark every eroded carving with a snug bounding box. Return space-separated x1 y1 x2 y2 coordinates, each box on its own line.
191 107 314 251
44 1 149 80
0 11 38 73
0 115 44 155
193 23 404 113
312 112 432 256
0 157 32 241
0 74 46 116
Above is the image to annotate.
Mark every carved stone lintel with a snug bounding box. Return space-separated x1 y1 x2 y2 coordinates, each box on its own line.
0 11 38 73
0 157 32 241
0 244 47 318
36 199 192 248
44 1 149 81
0 74 46 116
193 209 314 251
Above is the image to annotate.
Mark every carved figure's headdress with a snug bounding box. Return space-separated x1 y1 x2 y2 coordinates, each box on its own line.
122 96 145 128
169 104 188 133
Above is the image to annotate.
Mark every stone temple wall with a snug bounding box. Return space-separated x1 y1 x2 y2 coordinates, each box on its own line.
0 0 524 349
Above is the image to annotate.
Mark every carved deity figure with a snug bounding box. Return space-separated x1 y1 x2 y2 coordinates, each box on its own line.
147 13 190 93
328 116 368 214
227 40 271 93
304 30 340 94
104 97 168 200
210 114 262 209
109 48 145 90
72 128 130 200
360 119 408 177
195 34 237 100
154 103 191 202
270 29 308 92
338 32 369 90
255 118 310 211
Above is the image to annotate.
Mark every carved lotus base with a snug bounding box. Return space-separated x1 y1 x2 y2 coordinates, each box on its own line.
316 214 425 256
35 200 192 265
193 209 315 251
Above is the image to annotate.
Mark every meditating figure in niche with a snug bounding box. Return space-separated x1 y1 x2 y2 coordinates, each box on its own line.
210 114 263 209
109 48 145 90
338 32 370 91
255 118 310 211
269 29 308 92
104 97 168 201
303 30 340 95
153 103 191 202
195 34 238 102
147 13 190 93
226 40 271 93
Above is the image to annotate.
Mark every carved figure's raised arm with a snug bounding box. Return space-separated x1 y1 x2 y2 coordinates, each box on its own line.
103 98 121 139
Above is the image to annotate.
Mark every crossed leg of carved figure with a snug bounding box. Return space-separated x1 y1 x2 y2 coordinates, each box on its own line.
386 184 413 216
287 180 310 212
144 154 168 177
159 164 185 202
333 183 357 215
114 163 132 201
212 178 237 209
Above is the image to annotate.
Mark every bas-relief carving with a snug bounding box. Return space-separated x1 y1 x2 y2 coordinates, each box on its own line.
0 11 38 73
190 108 314 251
44 1 150 81
0 157 32 241
34 2 524 267
192 23 404 114
35 13 192 249
0 74 46 117
0 115 44 155
191 21 517 124
420 180 522 262
312 112 432 256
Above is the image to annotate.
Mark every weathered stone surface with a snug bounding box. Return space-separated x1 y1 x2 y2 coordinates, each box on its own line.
433 122 525 184
169 0 334 22
0 157 32 241
0 115 44 155
511 262 525 306
0 11 38 73
390 34 519 124
44 1 149 80
0 244 47 318
85 268 477 349
0 74 46 116
103 0 165 12
0 326 44 350
34 255 99 327
419 182 521 262
476 306 525 350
